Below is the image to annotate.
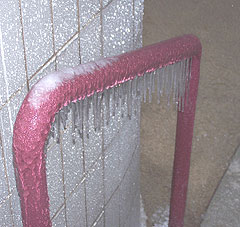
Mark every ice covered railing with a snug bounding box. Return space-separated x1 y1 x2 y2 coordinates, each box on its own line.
13 34 201 227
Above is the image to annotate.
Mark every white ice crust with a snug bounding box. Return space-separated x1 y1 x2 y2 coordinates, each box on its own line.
28 57 118 109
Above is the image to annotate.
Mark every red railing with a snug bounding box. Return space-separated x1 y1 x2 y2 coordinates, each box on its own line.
13 34 201 227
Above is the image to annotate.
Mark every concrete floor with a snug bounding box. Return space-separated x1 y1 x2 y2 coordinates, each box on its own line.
140 0 240 226
201 146 240 227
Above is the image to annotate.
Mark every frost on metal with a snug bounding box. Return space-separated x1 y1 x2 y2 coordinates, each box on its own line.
29 57 118 109
46 57 192 147
12 34 202 227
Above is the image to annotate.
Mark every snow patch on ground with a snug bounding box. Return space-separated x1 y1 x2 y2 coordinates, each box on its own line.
140 195 147 227
151 205 169 227
229 158 240 176
140 195 169 227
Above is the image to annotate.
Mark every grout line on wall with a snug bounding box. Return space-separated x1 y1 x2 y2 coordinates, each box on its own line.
0 0 115 110
50 126 139 223
100 0 104 57
60 131 68 227
18 0 29 91
0 86 24 112
49 0 57 71
0 132 15 226
91 141 139 226
132 0 136 49
0 26 14 132
29 31 79 81
0 189 13 209
77 0 82 64
82 125 89 226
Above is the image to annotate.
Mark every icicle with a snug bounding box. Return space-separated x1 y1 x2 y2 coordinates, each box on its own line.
175 61 183 108
120 83 126 118
76 100 84 138
156 68 161 104
156 67 165 104
44 141 48 155
182 59 189 111
104 89 110 125
112 87 116 117
165 65 170 105
55 112 61 144
178 59 186 112
71 102 76 144
132 76 137 97
143 73 148 103
175 61 181 109
60 106 68 130
183 59 187 92
179 60 183 90
172 63 177 105
122 82 127 105
127 80 132 119
137 75 144 99
49 118 55 140
168 64 174 106
160 67 165 97
185 58 189 88
45 138 49 150
93 92 98 131
183 59 188 111
116 85 120 107
152 71 156 93
178 61 182 111
189 57 192 80
186 58 191 105
131 76 137 115
148 72 153 103
96 92 103 131
45 124 52 148
84 97 90 138
173 63 177 106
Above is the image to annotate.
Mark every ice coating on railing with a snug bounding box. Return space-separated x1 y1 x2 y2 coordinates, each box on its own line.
12 34 202 227
28 57 118 109
47 58 192 146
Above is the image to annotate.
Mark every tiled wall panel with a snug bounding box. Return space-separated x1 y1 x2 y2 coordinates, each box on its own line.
80 15 101 63
79 0 100 28
21 0 53 77
105 189 120 226
85 159 104 226
56 38 80 70
52 0 78 51
66 183 86 227
103 0 134 57
0 0 144 226
0 0 26 98
46 143 65 218
0 106 15 190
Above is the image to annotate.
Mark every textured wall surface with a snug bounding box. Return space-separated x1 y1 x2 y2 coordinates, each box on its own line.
141 0 240 226
0 0 144 226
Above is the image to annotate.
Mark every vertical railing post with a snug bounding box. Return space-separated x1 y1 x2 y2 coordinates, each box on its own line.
169 53 201 227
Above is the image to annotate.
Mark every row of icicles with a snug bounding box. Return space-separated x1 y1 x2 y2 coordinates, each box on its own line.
46 57 192 146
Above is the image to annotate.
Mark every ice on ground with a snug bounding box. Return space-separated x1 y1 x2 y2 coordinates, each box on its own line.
151 205 169 227
140 195 147 227
140 195 169 227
